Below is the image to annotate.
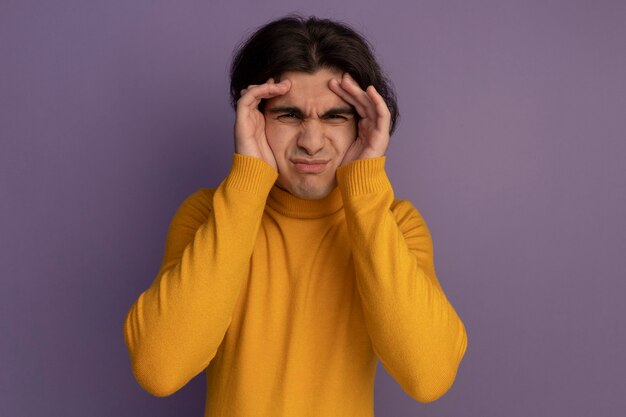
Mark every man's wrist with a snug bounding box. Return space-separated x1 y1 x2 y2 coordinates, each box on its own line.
225 153 279 193
335 156 390 196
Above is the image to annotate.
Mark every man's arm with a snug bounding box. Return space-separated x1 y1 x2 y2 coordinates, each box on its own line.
123 77 289 397
336 157 468 403
331 73 467 401
123 155 277 397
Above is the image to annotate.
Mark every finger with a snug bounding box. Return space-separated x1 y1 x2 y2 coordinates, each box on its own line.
329 75 376 121
339 73 378 121
365 85 391 133
240 83 260 98
237 80 291 110
247 79 290 97
240 79 283 98
240 78 275 99
328 78 369 119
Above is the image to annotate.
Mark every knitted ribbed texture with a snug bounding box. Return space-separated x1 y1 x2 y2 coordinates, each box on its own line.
266 185 343 219
336 156 390 196
124 154 467 416
224 153 278 192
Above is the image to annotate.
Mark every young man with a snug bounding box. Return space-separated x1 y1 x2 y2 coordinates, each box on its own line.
124 15 467 416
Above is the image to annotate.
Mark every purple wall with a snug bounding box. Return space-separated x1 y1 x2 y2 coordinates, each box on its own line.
2 1 625 416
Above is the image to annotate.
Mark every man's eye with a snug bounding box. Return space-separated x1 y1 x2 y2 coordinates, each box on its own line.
325 114 350 124
277 113 300 121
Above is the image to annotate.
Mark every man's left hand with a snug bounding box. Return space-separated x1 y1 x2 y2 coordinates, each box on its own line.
329 73 391 166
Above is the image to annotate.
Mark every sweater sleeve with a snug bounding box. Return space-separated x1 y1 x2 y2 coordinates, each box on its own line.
336 157 468 403
123 154 278 397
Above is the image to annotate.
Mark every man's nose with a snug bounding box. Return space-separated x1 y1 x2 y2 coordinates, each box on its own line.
297 119 325 155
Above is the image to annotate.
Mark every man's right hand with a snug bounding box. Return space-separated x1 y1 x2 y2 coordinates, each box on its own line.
234 78 291 170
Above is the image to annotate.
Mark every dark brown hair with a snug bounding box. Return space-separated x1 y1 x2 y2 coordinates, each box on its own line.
229 15 399 134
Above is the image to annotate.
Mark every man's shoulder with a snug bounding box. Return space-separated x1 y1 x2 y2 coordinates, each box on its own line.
389 197 429 228
171 188 216 223
196 187 216 203
180 187 215 206
390 197 419 217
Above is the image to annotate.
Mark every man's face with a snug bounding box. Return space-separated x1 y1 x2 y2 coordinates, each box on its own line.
263 68 357 200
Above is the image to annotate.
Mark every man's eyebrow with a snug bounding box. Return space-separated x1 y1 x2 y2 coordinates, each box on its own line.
266 106 305 116
266 105 355 118
320 106 356 118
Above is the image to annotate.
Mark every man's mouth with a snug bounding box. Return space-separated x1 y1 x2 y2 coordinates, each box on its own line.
291 159 329 174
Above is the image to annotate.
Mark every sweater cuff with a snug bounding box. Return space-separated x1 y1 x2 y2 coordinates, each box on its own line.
335 156 391 196
223 153 278 193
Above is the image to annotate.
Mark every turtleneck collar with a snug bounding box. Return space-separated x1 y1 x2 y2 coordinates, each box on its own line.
266 184 344 219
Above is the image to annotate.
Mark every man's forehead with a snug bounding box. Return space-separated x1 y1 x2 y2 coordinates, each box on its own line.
268 93 349 110
269 69 351 110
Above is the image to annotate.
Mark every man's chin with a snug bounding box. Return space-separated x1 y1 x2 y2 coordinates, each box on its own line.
286 182 335 200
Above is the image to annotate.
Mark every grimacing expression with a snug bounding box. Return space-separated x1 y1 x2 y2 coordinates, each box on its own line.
263 68 357 200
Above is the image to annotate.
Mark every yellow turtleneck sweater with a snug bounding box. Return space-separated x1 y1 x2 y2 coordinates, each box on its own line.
123 153 467 416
